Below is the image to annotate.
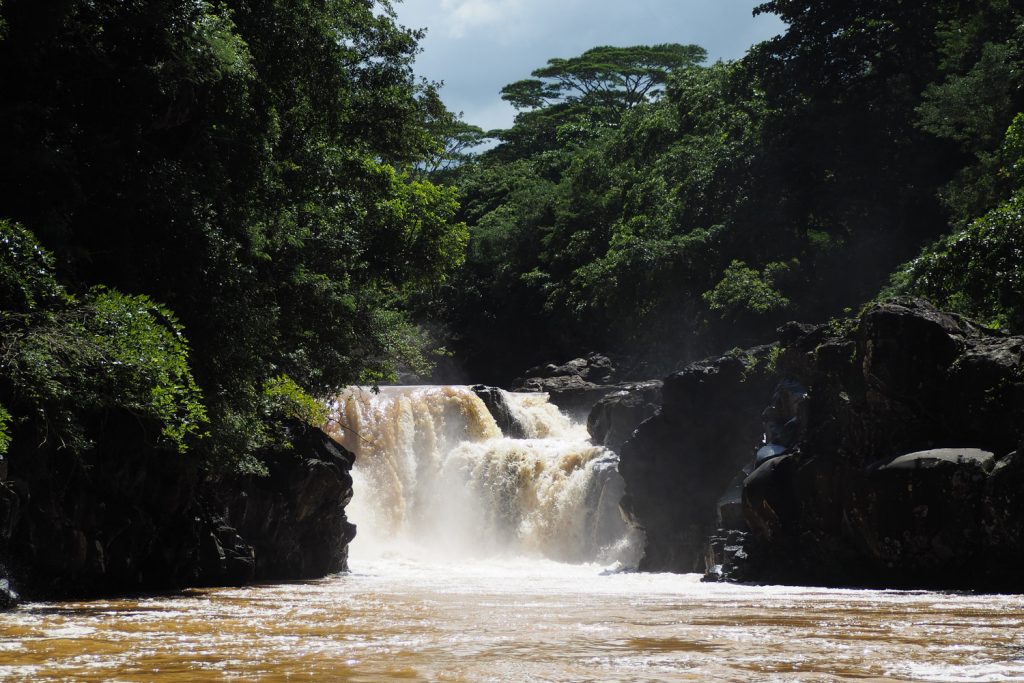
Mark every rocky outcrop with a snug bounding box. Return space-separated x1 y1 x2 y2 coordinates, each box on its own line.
622 298 1024 589
512 353 622 419
736 299 1024 589
0 416 355 605
471 385 529 439
617 346 778 572
220 423 356 580
587 381 663 453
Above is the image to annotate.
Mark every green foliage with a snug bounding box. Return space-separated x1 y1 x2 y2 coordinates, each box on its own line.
0 403 10 456
0 0 468 469
913 2 1024 223
505 44 707 115
887 190 1024 332
262 375 328 426
85 289 208 449
704 260 792 318
0 221 206 453
765 345 783 375
0 220 69 312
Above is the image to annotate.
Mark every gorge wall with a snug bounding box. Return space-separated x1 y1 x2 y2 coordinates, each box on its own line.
0 419 354 606
613 298 1024 590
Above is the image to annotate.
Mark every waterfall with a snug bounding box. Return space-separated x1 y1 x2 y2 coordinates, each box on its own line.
326 386 640 566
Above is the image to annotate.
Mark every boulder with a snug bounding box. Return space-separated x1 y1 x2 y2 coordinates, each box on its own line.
841 449 995 584
513 353 622 418
222 421 356 580
618 346 778 572
622 298 1024 589
471 385 529 439
587 381 662 453
737 299 1024 588
0 415 356 604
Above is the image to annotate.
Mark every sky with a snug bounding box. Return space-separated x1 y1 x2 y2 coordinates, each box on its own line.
392 0 787 131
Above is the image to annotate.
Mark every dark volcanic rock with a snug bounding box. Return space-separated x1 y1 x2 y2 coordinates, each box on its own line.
0 416 355 606
522 353 617 384
514 375 617 420
220 422 356 580
587 381 663 453
622 298 1024 589
618 346 778 573
513 353 622 418
843 448 995 579
740 299 1024 589
471 385 529 439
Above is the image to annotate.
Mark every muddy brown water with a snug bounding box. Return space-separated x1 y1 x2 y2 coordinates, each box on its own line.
1 558 1023 682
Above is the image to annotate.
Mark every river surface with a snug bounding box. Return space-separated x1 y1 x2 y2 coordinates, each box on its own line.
2 557 1024 682
3 386 1024 681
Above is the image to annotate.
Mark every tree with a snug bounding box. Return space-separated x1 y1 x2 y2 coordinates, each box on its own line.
503 44 706 114
0 220 206 455
0 0 468 468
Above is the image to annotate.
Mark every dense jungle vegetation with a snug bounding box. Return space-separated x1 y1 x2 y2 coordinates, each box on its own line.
1 0 1023 470
427 0 1024 382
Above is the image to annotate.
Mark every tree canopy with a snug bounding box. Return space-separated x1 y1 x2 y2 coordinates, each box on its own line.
501 44 707 114
425 4 1024 383
0 0 468 470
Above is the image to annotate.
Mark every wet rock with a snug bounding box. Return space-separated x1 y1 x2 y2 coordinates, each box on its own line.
513 375 618 420
703 530 758 583
716 467 752 530
0 572 17 609
0 414 356 603
624 298 1024 589
743 454 799 543
737 299 1024 589
471 385 529 439
618 346 777 573
222 421 356 580
514 353 623 418
521 352 617 384
587 381 663 453
842 449 995 582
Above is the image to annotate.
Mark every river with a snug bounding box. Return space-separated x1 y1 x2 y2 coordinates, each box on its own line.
1 387 1023 681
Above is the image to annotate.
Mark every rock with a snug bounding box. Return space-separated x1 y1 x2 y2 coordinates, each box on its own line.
834 448 997 586
982 451 1024 581
0 575 18 610
513 374 618 420
742 454 798 543
0 414 356 601
471 385 529 439
716 467 751 530
514 353 623 418
623 298 1024 589
737 299 1024 589
587 381 662 453
522 352 617 384
618 346 778 572
222 420 356 580
702 530 758 583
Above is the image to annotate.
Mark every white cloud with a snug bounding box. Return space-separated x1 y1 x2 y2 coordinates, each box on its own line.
439 0 524 38
395 0 785 129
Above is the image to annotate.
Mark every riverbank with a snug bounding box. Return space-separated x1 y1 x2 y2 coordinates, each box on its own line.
0 420 354 607
608 298 1024 590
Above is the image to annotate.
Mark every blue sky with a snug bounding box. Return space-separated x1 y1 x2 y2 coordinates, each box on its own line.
392 0 787 130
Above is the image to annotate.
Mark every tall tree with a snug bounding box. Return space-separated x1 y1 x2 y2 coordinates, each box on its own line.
0 0 467 467
502 44 707 113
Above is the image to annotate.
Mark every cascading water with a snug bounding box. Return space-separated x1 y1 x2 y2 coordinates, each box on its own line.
325 385 641 567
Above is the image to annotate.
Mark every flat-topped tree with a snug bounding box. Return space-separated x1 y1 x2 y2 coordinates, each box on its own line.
501 44 707 115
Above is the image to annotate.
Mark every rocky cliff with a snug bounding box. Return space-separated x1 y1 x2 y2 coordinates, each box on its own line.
616 347 777 572
0 417 355 605
616 299 1024 590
